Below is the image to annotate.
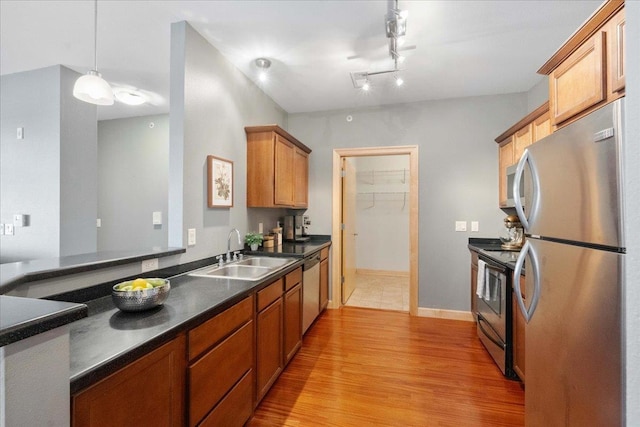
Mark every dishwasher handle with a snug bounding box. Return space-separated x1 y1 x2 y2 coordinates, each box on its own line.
303 252 321 270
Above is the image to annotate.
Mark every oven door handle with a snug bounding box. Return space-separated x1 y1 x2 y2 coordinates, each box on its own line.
477 315 505 350
478 255 507 273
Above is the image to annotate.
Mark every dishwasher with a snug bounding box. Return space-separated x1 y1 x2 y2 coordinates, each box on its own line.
302 251 321 334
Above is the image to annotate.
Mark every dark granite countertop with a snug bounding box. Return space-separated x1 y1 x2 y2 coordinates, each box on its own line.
0 295 87 347
245 235 331 258
0 247 186 294
468 237 523 272
68 256 305 394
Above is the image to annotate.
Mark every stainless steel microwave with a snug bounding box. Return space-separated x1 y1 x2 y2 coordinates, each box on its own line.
505 164 525 208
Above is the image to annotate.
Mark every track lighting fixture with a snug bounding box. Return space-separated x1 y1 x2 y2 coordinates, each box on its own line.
350 0 408 91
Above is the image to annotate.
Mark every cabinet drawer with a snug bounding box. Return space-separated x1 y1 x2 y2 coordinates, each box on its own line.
258 279 283 311
188 295 253 361
188 321 253 426
198 370 253 427
285 267 302 291
320 247 329 261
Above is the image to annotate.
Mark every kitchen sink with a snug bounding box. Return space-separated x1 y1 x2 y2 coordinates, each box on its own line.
235 257 291 268
188 257 295 281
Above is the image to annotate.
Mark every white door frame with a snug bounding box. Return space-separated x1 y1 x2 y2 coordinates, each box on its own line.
331 146 419 315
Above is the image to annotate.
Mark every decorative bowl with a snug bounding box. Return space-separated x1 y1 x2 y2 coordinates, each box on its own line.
111 278 170 312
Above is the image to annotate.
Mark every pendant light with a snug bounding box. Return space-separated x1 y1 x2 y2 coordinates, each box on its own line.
73 0 114 105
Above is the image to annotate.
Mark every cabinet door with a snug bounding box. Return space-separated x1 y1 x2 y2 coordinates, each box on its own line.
320 258 329 311
256 297 283 403
274 135 294 206
550 31 606 126
608 9 625 94
512 275 526 382
72 335 186 427
498 139 514 207
513 123 533 163
533 112 551 142
293 148 309 208
283 283 302 365
470 263 478 317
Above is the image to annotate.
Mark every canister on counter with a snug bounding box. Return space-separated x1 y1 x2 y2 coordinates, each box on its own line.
263 234 275 248
272 227 283 246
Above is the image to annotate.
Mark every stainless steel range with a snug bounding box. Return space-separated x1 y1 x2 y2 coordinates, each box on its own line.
475 252 516 378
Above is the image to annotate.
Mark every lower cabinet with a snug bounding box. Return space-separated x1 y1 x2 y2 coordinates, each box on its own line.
512 275 526 383
470 251 478 317
283 268 303 366
72 335 186 427
256 279 284 404
319 247 329 311
187 295 254 426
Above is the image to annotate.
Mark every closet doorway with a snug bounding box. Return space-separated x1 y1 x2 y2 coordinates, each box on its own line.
331 146 419 315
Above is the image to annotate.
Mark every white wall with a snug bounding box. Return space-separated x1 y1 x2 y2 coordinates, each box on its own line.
289 93 528 311
97 114 169 251
526 76 549 111
354 155 410 272
624 2 639 424
0 65 96 263
169 22 288 263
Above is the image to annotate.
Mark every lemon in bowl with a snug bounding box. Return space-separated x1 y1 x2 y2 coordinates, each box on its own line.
112 278 170 312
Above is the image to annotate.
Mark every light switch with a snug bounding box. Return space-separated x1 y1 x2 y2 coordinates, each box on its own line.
258 222 263 234
0 224 4 235
152 211 162 225
96 218 101 228
455 221 467 232
471 221 479 232
4 224 15 235
188 228 196 246
13 214 29 227
17 127 24 140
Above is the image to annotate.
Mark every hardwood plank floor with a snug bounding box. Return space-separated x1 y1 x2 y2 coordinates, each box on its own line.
249 307 524 427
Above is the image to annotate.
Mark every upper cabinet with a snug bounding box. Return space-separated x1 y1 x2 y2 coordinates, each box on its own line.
245 125 312 208
495 103 550 207
538 0 625 129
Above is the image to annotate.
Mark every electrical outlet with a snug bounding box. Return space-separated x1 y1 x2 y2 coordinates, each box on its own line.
258 222 263 234
471 221 479 232
141 258 159 273
188 228 196 246
455 221 467 232
17 127 24 140
152 211 162 225
96 218 101 228
0 224 4 235
5 224 15 235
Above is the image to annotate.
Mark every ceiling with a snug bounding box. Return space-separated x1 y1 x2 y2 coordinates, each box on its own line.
0 0 601 121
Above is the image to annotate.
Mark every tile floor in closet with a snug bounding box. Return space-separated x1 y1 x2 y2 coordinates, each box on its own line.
344 271 409 311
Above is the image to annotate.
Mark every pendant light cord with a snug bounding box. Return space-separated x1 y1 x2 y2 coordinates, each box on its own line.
93 0 98 71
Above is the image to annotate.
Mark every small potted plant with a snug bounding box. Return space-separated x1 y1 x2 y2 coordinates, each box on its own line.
245 232 263 251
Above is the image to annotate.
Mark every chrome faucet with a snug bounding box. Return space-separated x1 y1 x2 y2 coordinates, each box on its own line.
227 228 242 262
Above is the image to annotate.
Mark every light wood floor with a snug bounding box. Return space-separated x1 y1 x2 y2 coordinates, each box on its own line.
249 307 524 427
345 272 409 311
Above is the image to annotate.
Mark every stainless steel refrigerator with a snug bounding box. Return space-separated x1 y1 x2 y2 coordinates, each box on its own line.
512 99 625 426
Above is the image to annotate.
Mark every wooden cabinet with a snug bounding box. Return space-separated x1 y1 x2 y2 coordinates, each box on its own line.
319 247 330 311
495 102 548 207
470 251 478 317
283 268 303 366
256 279 284 404
512 275 526 383
245 125 312 208
72 335 186 427
187 295 254 426
539 1 625 128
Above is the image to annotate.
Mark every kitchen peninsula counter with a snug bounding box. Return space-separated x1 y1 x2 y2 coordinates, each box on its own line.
68 257 305 394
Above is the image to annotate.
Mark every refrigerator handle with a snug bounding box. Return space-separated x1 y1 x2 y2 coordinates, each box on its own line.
513 240 541 323
513 149 540 231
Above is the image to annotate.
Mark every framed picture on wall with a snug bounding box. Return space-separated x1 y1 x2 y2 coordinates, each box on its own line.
207 155 234 208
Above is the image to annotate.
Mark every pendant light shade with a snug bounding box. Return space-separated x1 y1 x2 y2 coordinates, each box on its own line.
73 70 114 105
73 0 113 106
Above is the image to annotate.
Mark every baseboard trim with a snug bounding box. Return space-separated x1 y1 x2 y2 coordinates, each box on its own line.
417 307 475 322
356 269 409 277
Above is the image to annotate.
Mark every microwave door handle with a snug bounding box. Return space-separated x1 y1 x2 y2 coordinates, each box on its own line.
513 240 541 323
513 149 540 231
